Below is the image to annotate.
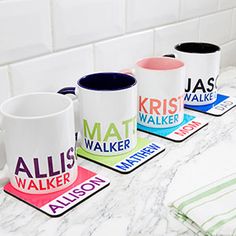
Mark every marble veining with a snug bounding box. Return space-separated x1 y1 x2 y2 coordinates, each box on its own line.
1 67 236 236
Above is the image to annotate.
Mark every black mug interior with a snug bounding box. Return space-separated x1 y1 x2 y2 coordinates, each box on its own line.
78 72 137 91
175 42 220 54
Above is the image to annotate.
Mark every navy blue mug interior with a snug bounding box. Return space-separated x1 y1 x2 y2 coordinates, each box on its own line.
175 42 220 54
58 72 136 95
78 72 136 91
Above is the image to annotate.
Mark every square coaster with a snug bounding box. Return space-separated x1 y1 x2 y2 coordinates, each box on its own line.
184 93 236 116
4 166 110 217
137 114 208 142
77 138 165 174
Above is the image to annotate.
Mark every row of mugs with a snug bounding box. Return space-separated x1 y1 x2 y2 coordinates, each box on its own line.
0 42 220 194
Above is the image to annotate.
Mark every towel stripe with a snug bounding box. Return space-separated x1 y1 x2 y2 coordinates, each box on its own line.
173 173 236 206
202 207 236 229
186 188 236 216
171 174 236 235
207 213 236 234
177 177 236 211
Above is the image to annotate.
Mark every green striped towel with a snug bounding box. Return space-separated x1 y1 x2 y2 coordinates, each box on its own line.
169 174 236 236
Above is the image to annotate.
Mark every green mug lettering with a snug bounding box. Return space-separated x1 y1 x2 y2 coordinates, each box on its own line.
83 116 136 141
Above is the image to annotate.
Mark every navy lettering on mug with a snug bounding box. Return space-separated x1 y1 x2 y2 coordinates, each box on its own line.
184 76 218 103
175 42 220 106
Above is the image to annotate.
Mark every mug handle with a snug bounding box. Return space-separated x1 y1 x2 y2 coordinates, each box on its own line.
163 54 176 58
58 86 79 141
120 68 135 76
58 87 76 95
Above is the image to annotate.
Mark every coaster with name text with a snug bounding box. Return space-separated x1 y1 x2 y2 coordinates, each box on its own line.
184 93 236 116
77 138 165 174
4 166 110 217
137 114 208 142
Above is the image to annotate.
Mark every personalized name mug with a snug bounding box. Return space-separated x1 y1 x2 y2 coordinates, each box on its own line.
58 72 137 156
124 57 185 129
174 42 221 106
0 93 77 194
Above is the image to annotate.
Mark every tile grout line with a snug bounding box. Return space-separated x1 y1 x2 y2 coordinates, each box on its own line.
6 65 14 97
92 44 96 72
178 0 182 21
2 35 236 70
229 9 234 41
217 0 221 11
152 29 156 56
0 7 234 68
124 0 128 33
197 17 201 41
49 0 55 52
221 38 236 47
0 51 52 67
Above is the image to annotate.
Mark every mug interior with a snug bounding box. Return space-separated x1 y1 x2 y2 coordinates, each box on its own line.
136 57 184 70
175 42 220 54
0 93 72 119
78 72 136 91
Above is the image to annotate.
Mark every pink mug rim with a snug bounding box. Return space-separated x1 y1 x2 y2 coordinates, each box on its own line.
136 57 184 71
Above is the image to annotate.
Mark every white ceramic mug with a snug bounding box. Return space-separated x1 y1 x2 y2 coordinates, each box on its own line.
124 57 185 129
0 93 77 194
58 72 137 156
174 42 221 106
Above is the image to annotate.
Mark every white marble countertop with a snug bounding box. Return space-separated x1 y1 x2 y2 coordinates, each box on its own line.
1 67 236 236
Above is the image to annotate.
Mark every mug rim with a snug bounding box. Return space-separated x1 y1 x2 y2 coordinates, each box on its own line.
135 56 185 71
77 72 137 91
0 92 73 120
175 42 221 54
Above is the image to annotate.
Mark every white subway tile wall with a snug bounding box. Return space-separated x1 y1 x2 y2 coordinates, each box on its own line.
0 0 52 65
180 0 219 20
221 40 236 68
154 19 199 56
0 0 235 104
53 0 125 50
232 9 236 39
126 0 179 32
95 30 153 71
199 10 232 45
219 0 236 10
10 45 93 95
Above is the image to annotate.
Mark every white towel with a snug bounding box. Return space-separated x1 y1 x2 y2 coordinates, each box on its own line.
170 173 236 235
